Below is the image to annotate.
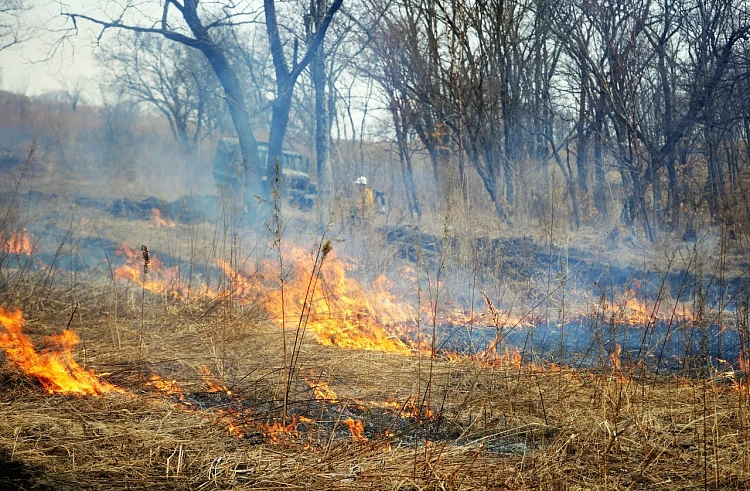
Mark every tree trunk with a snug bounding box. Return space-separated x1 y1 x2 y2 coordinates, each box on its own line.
593 107 607 219
705 126 724 219
576 64 589 193
390 97 421 218
467 140 507 222
631 171 655 242
264 0 342 200
180 3 261 201
312 42 333 225
266 95 292 187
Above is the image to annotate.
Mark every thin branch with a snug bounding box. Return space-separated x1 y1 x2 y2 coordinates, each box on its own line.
62 13 198 48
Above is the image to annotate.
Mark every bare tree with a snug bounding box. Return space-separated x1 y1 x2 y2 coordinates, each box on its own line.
308 0 335 223
99 32 226 152
64 1 263 200
64 0 342 202
263 0 343 191
553 0 750 238
0 0 29 52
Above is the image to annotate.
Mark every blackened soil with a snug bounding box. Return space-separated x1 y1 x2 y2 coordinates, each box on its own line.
380 224 749 305
0 448 55 491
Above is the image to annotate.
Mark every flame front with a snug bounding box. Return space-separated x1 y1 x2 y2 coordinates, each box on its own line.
2 230 33 255
115 243 187 299
262 247 413 354
0 307 122 396
595 288 695 327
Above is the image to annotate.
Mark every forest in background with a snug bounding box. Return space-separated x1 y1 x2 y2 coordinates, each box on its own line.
0 0 747 244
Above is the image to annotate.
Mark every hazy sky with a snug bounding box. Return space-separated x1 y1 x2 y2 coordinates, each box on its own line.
0 1 129 97
1 0 381 140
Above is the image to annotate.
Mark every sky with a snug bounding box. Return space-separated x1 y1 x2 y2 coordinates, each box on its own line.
0 0 383 141
0 1 103 96
0 0 182 99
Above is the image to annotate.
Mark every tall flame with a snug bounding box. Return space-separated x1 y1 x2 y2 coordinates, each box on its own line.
2 230 33 255
621 290 653 325
261 247 413 353
344 418 367 441
610 344 626 383
0 307 123 395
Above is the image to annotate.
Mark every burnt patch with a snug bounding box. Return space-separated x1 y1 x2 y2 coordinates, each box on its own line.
106 195 216 224
0 448 55 491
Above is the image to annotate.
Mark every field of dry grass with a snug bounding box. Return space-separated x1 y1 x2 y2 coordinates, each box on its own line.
1 296 750 490
2 133 750 489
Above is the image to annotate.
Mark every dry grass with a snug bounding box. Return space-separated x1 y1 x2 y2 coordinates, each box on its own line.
1 291 749 490
2 142 749 489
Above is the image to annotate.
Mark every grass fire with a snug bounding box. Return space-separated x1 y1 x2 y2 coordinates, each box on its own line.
0 307 122 396
3 3 750 484
1 200 749 490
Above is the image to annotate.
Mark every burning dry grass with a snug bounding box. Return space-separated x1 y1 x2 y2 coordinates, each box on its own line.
1 229 34 255
1 202 749 488
1 297 750 489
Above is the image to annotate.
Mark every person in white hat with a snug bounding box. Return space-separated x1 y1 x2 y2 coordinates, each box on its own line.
351 176 375 219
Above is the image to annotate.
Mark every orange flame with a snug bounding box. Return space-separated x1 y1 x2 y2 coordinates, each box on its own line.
216 258 260 299
2 230 33 255
610 344 626 383
735 348 750 394
147 371 253 438
0 307 123 395
261 417 300 443
150 208 176 228
621 290 653 325
596 288 695 326
367 396 433 420
115 244 186 299
259 247 413 354
479 338 523 369
305 378 338 403
225 419 244 438
213 407 251 438
146 374 185 400
344 418 367 441
199 366 231 395
116 242 545 357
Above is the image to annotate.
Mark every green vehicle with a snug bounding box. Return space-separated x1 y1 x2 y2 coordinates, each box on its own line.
213 138 316 210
